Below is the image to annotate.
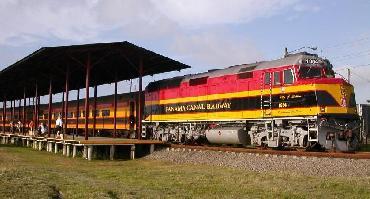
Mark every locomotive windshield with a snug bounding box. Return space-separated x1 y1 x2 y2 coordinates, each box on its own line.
299 66 322 79
323 60 335 78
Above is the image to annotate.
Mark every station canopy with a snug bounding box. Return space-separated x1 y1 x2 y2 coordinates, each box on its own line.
0 41 190 100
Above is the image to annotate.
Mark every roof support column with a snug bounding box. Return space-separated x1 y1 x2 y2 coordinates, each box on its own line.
28 97 30 126
64 67 70 139
2 100 5 133
22 89 26 135
18 100 21 123
10 100 13 125
61 91 64 123
34 84 38 130
84 54 91 140
37 96 40 132
113 78 117 138
74 88 80 140
137 60 143 139
13 101 16 121
48 79 52 138
93 85 97 137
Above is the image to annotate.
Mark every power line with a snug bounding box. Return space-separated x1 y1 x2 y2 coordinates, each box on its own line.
322 35 370 50
329 49 370 59
326 49 370 66
350 70 370 83
334 63 370 71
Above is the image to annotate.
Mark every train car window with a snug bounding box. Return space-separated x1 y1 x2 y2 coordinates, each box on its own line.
273 72 281 85
264 73 271 85
93 110 100 117
238 72 253 79
102 110 110 117
67 112 73 118
189 76 208 86
283 69 294 84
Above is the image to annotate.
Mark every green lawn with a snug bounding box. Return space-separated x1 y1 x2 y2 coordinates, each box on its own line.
0 145 369 199
360 143 370 152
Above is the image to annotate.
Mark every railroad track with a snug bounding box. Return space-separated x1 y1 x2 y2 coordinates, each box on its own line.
170 144 370 159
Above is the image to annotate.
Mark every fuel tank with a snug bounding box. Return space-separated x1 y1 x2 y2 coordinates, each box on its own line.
206 127 249 145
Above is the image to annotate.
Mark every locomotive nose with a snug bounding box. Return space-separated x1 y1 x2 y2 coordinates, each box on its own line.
339 81 357 112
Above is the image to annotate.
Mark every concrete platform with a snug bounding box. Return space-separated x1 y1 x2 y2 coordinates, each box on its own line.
0 133 165 161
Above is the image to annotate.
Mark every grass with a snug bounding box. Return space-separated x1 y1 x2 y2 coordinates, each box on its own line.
0 145 370 199
360 142 370 152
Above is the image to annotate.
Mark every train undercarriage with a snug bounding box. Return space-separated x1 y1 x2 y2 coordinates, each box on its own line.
143 116 360 152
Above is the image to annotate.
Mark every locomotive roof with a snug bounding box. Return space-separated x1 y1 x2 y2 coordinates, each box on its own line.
185 52 321 79
147 52 324 89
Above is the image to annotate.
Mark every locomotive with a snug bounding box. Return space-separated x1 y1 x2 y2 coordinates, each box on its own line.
143 52 359 151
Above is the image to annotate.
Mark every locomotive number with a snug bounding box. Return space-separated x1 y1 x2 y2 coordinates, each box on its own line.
278 102 288 108
303 59 320 64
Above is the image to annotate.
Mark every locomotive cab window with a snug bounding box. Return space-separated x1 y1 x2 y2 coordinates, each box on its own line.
264 73 271 85
299 66 322 79
273 71 281 85
283 69 294 84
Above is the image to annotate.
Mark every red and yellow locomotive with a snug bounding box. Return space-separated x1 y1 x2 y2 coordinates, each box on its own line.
143 52 359 151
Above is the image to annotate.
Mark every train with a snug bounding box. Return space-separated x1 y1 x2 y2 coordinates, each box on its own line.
0 52 360 151
1 93 137 137
143 52 359 151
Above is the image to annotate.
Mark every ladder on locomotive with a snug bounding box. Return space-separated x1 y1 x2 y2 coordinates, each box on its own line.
260 72 272 117
307 119 319 142
261 72 279 147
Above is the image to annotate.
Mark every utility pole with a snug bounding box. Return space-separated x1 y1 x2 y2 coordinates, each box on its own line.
347 68 351 83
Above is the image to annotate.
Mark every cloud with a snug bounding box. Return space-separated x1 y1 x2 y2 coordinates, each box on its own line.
0 0 301 45
293 4 321 12
0 0 304 70
152 0 298 27
0 0 98 45
170 29 263 70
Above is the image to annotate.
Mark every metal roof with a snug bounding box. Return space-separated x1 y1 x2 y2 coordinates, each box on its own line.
147 52 323 89
0 41 190 100
185 52 322 80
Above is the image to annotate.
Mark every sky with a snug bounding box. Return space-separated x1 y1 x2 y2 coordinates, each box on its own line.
0 0 370 104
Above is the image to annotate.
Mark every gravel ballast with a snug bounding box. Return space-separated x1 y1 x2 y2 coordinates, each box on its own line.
144 148 370 177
